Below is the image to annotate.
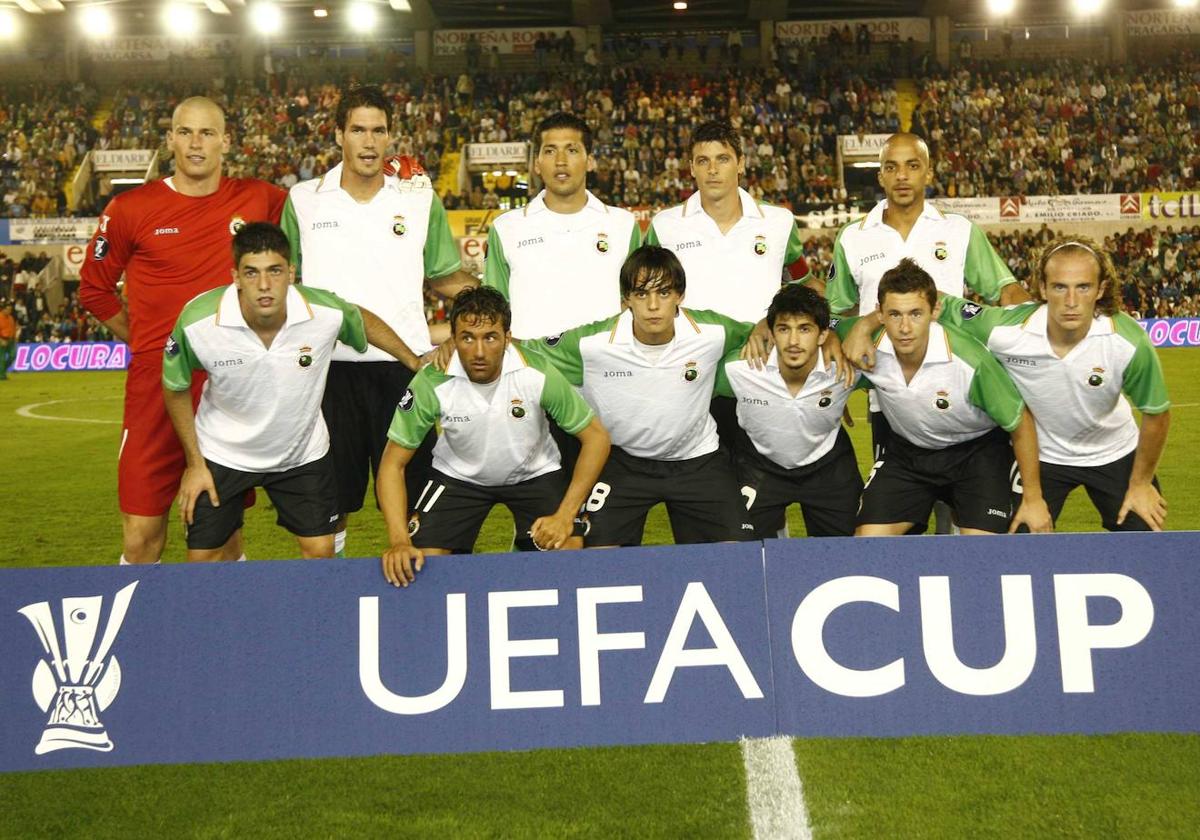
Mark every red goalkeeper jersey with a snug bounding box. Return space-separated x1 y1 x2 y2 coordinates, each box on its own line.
81 177 287 358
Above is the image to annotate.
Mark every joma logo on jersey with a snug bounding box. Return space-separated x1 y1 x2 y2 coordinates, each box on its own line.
861 252 886 265
518 236 545 248
212 358 244 367
604 370 634 378
312 221 340 231
1006 356 1037 367
741 396 769 407
443 414 471 423
153 227 180 236
675 240 702 251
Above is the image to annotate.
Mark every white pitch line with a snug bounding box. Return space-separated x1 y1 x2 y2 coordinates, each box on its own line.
16 397 122 425
741 736 812 840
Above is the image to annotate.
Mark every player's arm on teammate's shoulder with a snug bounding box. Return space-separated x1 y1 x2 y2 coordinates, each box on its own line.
1007 407 1053 534
833 311 880 375
79 200 133 343
357 305 425 371
378 443 425 587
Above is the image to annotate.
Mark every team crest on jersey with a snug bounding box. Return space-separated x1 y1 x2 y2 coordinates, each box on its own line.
961 303 983 320
298 346 313 368
1087 367 1105 387
510 398 527 419
934 389 951 410
93 237 109 261
398 388 415 412
934 241 948 261
596 232 610 253
753 235 768 256
544 333 563 347
392 215 407 237
164 336 179 357
683 361 699 382
818 390 833 408
229 216 246 236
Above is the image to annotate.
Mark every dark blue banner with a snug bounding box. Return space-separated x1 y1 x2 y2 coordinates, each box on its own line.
1 534 1196 773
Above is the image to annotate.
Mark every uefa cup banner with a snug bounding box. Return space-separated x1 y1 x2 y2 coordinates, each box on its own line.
1 535 1198 773
9 342 129 374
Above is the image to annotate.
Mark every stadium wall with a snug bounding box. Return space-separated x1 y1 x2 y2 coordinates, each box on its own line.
2 534 1197 773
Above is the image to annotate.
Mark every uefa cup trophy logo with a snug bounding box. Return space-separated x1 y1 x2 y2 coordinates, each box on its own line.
18 581 139 754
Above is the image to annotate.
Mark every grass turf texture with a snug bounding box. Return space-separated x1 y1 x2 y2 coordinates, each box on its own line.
2 353 1198 837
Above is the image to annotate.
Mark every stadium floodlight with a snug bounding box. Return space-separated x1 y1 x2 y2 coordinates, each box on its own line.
347 1 377 33
249 1 282 34
162 3 201 36
204 0 232 14
986 0 1016 15
40 0 65 10
1071 0 1104 14
389 0 411 10
673 2 687 9
13 0 41 14
1174 0 1198 8
0 9 19 38
313 6 328 17
78 6 115 38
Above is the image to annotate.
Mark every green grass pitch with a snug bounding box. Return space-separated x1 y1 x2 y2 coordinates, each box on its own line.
1 351 1197 837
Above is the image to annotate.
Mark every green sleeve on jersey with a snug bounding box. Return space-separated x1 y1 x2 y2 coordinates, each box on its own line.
1114 314 1171 413
687 308 756 356
953 328 1026 432
529 316 617 387
627 222 643 256
963 223 1016 303
784 221 807 273
527 352 595 434
824 223 859 313
643 223 660 246
937 294 1036 342
423 192 463 279
714 346 740 398
279 196 303 279
162 321 202 391
386 367 448 449
296 285 369 352
482 224 510 299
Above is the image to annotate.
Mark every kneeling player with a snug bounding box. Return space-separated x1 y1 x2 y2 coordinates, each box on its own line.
840 259 1053 535
938 235 1170 530
717 285 864 537
534 246 755 546
163 223 428 560
378 287 610 587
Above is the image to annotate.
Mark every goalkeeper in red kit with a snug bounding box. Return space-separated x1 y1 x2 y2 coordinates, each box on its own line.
81 97 287 565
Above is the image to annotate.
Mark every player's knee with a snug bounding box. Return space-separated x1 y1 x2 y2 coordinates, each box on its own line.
121 516 167 562
298 535 336 559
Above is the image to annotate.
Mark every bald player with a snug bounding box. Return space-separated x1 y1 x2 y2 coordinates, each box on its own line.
82 96 287 564
831 132 1030 534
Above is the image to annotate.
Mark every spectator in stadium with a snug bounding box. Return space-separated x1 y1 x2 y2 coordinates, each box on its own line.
377 287 610 586
163 222 421 562
938 235 1171 531
280 85 476 559
840 259 1052 536
532 246 755 547
0 301 15 380
716 284 864 537
80 95 287 566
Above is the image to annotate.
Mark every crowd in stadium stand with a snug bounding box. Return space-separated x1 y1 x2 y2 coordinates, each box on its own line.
0 251 113 343
913 57 1200 198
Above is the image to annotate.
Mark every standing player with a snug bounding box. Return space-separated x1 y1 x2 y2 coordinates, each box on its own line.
716 285 864 538
484 112 641 340
162 223 425 561
839 260 1052 535
644 120 812 322
280 86 476 557
830 132 1030 534
937 235 1170 530
533 246 754 547
377 287 610 587
81 96 287 565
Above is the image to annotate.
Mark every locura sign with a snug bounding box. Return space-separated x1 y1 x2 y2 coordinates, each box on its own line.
1 535 1196 772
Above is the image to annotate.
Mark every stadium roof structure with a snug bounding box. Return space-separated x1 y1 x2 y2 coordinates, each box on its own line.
0 0 1185 36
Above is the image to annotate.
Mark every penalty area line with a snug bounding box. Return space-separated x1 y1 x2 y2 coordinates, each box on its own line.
16 397 122 424
741 736 812 840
